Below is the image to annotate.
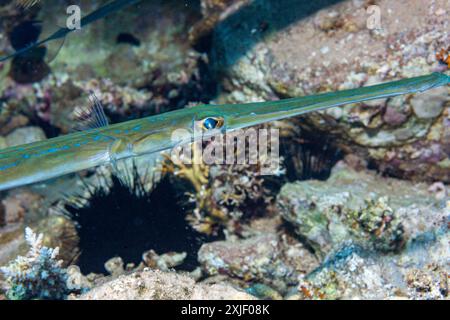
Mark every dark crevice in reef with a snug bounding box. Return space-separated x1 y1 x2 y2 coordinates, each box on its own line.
116 32 141 46
30 116 61 139
65 173 220 275
279 220 318 256
280 129 343 182
367 158 381 173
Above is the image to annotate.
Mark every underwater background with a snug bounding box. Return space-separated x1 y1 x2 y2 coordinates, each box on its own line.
0 0 448 300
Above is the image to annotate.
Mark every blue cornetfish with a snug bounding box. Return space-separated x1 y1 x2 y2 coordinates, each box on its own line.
0 72 448 191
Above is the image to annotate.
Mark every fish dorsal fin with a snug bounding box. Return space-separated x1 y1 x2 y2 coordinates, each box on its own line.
16 0 40 9
72 93 109 131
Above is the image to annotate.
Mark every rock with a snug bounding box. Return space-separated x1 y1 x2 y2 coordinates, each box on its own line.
382 96 409 126
277 162 448 257
1 191 42 225
0 115 30 136
73 269 255 300
0 224 24 268
0 182 84 269
142 250 187 272
411 87 448 119
298 244 391 300
66 265 94 292
189 0 250 45
5 126 46 147
104 257 126 278
36 215 80 267
1 198 24 226
297 231 449 300
199 233 282 279
0 203 4 228
39 1 202 88
191 282 256 300
245 283 283 300
428 182 448 200
210 0 450 182
198 233 305 292
0 214 79 269
0 137 7 150
405 266 448 299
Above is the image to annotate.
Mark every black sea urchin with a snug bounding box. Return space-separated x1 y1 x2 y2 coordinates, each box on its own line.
64 163 215 275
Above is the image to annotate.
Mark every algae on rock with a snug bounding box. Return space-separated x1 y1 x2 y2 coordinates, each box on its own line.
277 162 448 257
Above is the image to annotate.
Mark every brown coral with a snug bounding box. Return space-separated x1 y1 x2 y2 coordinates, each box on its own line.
163 139 275 235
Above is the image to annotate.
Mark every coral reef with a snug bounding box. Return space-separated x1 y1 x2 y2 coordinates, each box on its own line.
0 227 70 300
296 231 449 300
194 160 447 300
210 0 450 182
277 162 448 257
0 0 448 301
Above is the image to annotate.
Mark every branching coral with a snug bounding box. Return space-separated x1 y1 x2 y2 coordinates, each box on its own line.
0 227 70 300
163 140 279 236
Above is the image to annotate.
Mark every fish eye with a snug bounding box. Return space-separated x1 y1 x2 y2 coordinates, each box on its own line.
201 117 224 130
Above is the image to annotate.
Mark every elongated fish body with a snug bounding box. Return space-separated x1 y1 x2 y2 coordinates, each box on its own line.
0 114 181 191
0 72 448 191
